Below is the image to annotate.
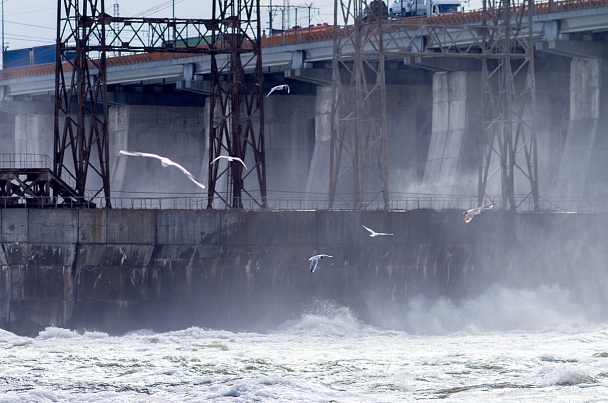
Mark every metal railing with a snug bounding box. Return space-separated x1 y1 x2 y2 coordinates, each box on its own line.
1 193 603 213
0 153 77 190
0 153 53 169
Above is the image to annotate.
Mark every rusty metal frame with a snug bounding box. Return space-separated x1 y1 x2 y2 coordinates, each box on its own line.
478 0 538 211
331 0 389 209
206 0 266 209
55 0 110 207
332 0 539 211
55 0 266 209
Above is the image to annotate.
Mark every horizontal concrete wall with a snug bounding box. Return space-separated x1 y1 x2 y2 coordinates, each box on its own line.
2 208 608 336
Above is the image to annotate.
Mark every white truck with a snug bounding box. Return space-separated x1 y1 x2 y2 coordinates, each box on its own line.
389 0 463 17
419 0 463 15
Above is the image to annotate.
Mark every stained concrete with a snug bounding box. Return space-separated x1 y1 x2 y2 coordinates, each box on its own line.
2 208 608 336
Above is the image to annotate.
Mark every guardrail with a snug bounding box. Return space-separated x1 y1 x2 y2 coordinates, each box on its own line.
0 153 77 190
1 194 604 213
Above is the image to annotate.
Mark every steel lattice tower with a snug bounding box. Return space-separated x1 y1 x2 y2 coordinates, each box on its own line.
55 0 266 209
331 1 390 209
207 0 267 209
55 0 110 207
479 0 539 211
332 0 539 211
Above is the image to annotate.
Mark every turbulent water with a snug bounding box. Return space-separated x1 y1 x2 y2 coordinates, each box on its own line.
2 285 608 402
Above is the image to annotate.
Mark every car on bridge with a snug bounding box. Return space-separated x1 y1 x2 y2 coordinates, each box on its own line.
362 0 389 22
389 0 412 17
390 0 463 17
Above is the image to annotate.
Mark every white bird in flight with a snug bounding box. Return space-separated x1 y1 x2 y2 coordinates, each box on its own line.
266 84 290 97
210 155 248 170
362 224 393 237
463 203 495 223
309 254 332 273
118 150 206 190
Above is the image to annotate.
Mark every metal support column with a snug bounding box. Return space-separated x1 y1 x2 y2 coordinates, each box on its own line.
479 0 539 211
207 0 267 209
331 0 389 209
54 0 266 209
55 0 111 207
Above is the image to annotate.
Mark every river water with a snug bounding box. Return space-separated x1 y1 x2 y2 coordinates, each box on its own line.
1 285 607 402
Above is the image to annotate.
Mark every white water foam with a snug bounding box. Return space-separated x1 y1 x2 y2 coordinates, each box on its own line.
2 286 608 402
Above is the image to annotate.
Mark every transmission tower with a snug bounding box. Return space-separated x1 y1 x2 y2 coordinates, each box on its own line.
478 0 538 211
54 0 266 209
330 0 390 209
206 0 267 209
331 0 538 211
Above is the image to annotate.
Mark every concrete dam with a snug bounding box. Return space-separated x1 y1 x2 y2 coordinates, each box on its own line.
2 207 607 336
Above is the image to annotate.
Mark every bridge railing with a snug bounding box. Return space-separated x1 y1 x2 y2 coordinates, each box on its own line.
1 194 602 213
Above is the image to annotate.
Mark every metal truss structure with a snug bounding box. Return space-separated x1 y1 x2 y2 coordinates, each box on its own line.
332 0 538 211
331 1 389 209
206 1 267 209
478 0 538 211
55 0 266 209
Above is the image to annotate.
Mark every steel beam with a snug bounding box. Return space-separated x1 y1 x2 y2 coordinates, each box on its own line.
331 0 390 209
55 0 266 209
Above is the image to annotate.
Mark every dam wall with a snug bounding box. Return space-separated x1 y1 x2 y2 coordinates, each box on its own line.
1 208 608 336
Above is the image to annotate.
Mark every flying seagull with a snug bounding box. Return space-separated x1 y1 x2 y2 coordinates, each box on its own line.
118 150 206 190
362 224 393 237
309 254 333 273
266 84 290 97
463 203 495 223
210 155 248 170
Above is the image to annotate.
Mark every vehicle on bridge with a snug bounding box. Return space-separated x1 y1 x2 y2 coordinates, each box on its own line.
389 0 412 16
411 0 463 15
362 0 389 22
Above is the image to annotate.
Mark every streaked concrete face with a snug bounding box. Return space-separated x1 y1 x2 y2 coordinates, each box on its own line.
2 208 608 336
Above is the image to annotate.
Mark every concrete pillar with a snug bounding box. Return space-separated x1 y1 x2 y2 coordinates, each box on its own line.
555 57 608 201
306 82 434 206
14 114 54 160
264 93 316 207
109 105 205 201
533 54 570 198
0 111 16 157
305 86 332 206
386 83 433 195
421 71 480 196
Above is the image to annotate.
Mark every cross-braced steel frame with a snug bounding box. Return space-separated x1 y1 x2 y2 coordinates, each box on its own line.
206 0 267 209
478 0 538 211
331 1 390 210
332 0 539 211
55 0 266 209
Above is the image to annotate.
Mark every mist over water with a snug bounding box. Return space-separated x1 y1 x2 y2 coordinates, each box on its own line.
2 284 608 402
399 284 594 335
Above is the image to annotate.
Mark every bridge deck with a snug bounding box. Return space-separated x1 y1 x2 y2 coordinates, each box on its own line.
1 0 607 81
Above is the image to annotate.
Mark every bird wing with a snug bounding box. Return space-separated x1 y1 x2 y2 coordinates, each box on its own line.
362 225 375 235
210 156 223 165
119 150 163 161
266 87 277 97
234 157 248 170
120 150 205 189
285 85 290 93
377 232 393 236
162 161 206 190
309 257 319 272
464 215 474 224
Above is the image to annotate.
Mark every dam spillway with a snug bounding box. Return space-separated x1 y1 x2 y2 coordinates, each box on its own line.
1 208 607 336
